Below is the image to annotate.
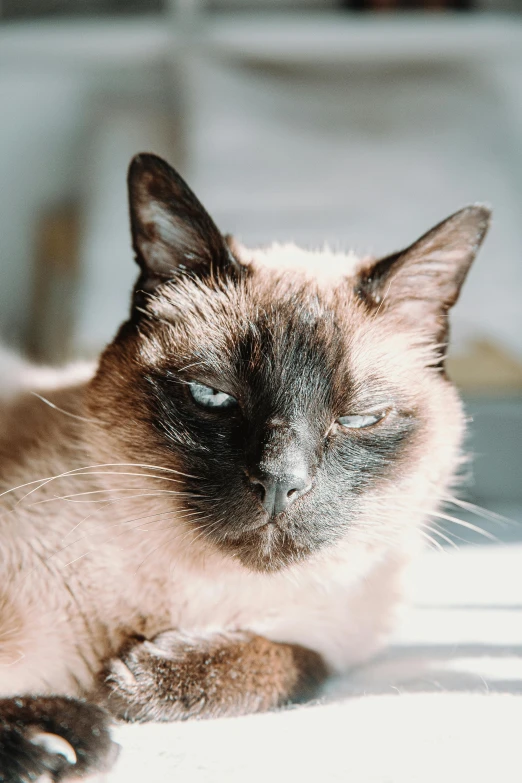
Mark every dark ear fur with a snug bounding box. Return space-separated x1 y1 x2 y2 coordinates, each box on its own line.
128 153 238 307
357 205 491 343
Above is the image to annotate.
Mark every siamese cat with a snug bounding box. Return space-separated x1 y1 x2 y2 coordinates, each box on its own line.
0 153 490 781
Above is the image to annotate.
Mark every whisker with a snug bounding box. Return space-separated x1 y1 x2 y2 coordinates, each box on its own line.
121 508 207 531
29 470 187 487
114 502 210 530
30 505 210 575
418 529 445 554
428 510 498 542
177 360 209 374
131 515 224 576
182 516 225 548
421 523 459 550
0 462 202 504
134 514 206 533
30 392 98 423
356 529 398 549
60 509 211 568
64 499 120 538
369 494 502 545
28 489 201 507
160 512 226 552
443 496 517 527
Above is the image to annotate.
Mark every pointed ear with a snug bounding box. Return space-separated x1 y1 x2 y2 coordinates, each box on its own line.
128 153 238 304
357 205 491 345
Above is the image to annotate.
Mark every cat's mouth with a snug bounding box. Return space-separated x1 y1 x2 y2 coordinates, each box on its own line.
187 485 331 573
244 514 277 532
211 512 319 573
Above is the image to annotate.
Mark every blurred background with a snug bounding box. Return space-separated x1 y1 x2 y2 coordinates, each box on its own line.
0 0 521 522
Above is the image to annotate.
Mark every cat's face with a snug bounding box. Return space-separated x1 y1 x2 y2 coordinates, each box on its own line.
87 155 490 573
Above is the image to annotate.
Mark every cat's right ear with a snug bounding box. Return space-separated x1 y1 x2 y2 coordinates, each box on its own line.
128 153 239 306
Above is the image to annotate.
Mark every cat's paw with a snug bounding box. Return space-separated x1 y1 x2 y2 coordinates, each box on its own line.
0 696 118 782
100 630 329 723
99 631 213 722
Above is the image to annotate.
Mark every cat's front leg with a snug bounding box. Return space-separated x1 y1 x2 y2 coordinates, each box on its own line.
0 696 117 782
97 631 327 722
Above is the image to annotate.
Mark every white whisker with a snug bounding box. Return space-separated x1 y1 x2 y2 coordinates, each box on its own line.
418 529 445 554
0 462 202 503
421 523 459 550
428 510 498 542
28 489 200 507
30 392 98 423
444 496 516 526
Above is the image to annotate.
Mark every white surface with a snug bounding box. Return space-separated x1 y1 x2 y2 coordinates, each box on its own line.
104 540 522 782
108 695 520 783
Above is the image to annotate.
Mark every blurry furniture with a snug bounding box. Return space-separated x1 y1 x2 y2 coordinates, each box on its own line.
27 204 80 363
2 10 522 362
0 16 179 356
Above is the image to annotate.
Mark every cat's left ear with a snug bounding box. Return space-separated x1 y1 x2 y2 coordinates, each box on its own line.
128 153 239 302
357 205 491 343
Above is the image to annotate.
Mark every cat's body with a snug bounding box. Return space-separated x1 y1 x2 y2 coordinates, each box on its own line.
0 154 490 781
0 269 414 698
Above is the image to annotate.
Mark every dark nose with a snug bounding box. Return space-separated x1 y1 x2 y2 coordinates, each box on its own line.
248 469 312 517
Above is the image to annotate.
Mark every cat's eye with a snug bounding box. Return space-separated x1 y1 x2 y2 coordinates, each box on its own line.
189 381 237 410
338 412 386 429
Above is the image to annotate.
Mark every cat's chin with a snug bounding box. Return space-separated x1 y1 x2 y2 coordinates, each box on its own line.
217 521 319 574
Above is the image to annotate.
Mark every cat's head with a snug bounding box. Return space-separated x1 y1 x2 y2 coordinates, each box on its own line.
87 154 490 573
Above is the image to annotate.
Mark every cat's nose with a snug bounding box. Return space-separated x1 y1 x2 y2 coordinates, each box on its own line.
248 469 312 516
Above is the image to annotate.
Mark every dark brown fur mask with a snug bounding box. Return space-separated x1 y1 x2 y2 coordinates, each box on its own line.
87 154 490 572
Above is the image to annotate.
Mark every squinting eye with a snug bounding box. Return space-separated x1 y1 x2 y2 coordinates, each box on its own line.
338 412 386 429
189 381 237 409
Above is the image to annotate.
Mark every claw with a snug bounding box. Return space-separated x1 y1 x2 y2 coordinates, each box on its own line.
30 731 77 765
141 640 170 657
109 657 137 686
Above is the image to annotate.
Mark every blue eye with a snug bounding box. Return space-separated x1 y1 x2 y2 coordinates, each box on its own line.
189 381 237 409
338 412 386 429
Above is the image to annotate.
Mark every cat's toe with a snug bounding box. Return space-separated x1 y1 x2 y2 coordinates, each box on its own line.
99 649 153 721
107 657 138 687
98 635 189 722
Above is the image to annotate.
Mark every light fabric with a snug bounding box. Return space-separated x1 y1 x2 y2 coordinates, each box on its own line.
105 541 522 782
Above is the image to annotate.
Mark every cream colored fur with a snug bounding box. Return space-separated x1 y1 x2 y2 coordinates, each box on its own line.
0 245 464 702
